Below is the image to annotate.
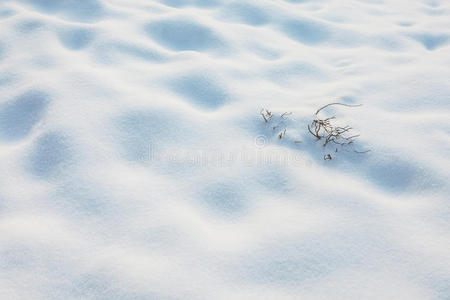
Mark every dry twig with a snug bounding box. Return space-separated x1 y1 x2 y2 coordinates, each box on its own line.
260 109 272 123
315 102 362 115
280 112 292 118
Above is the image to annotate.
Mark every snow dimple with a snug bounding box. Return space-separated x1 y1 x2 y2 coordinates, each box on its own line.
57 27 96 51
411 33 450 50
200 182 248 217
93 42 166 65
0 90 49 142
55 181 113 217
110 43 166 62
219 2 271 26
280 19 331 45
15 20 45 34
364 156 441 193
167 73 231 110
17 0 104 22
158 0 223 8
240 243 344 284
0 8 16 19
144 18 224 52
26 132 73 179
367 158 418 191
255 166 293 193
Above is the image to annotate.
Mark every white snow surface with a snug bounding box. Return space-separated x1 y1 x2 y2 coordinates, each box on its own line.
1 0 450 299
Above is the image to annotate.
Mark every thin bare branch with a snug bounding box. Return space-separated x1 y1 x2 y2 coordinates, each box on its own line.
280 112 292 118
315 102 362 115
354 149 371 154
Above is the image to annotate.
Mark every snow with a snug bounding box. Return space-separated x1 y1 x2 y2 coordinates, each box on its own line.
0 0 450 299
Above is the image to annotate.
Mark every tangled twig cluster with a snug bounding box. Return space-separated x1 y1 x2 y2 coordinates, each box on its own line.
259 102 370 161
308 115 359 147
307 102 370 159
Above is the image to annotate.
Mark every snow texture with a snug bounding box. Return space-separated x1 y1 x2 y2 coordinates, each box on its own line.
0 0 450 299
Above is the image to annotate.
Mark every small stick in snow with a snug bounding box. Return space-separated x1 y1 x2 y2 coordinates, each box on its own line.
354 149 371 154
260 108 272 123
280 112 292 118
